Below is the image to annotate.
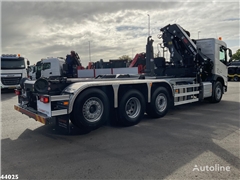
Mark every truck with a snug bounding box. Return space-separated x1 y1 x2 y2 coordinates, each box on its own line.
227 60 240 81
27 57 81 80
1 54 29 89
14 24 232 133
30 56 139 79
27 57 69 80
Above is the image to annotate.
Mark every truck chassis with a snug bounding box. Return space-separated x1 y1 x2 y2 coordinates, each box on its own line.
14 76 223 133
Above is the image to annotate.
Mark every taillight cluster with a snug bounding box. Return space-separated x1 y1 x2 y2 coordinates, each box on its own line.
15 89 22 95
39 96 49 103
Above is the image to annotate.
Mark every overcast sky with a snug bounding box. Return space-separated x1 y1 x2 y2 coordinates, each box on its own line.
1 1 239 66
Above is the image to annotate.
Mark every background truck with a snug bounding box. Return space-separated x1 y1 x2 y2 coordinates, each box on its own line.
1 54 29 89
227 60 240 81
14 23 232 133
28 57 67 80
40 57 67 78
29 56 139 80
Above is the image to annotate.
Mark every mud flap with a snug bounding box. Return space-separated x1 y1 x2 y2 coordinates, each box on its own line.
199 82 204 102
56 115 71 134
55 115 91 135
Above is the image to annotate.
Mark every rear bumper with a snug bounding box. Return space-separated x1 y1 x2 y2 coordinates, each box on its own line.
14 105 54 125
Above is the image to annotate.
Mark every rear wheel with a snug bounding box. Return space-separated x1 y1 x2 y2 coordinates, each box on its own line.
118 90 145 126
72 88 109 130
146 87 170 118
210 81 223 103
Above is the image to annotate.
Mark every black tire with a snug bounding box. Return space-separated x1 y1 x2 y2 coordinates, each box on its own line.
72 88 109 130
210 81 223 103
233 76 239 82
118 89 145 126
70 112 78 127
146 87 170 118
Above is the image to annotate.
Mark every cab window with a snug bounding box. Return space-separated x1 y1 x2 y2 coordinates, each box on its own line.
42 62 51 70
219 46 226 64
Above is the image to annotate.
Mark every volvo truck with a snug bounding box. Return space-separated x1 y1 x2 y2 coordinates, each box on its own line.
14 24 232 133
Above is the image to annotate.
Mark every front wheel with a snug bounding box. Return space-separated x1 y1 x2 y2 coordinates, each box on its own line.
210 81 223 103
72 88 109 130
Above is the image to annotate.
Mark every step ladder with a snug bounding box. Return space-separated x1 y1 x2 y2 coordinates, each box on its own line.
174 83 200 106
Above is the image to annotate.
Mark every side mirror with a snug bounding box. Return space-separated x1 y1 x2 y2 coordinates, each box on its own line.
27 60 30 66
228 48 232 58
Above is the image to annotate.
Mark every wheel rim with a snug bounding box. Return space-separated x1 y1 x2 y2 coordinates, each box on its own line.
215 86 222 100
125 97 141 119
82 97 103 122
155 93 167 112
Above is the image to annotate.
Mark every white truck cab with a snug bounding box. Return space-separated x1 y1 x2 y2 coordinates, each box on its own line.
196 38 230 87
1 54 28 89
41 57 66 78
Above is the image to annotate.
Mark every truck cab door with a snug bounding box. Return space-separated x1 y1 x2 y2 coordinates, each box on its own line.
41 62 52 78
219 46 228 75
216 44 228 84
